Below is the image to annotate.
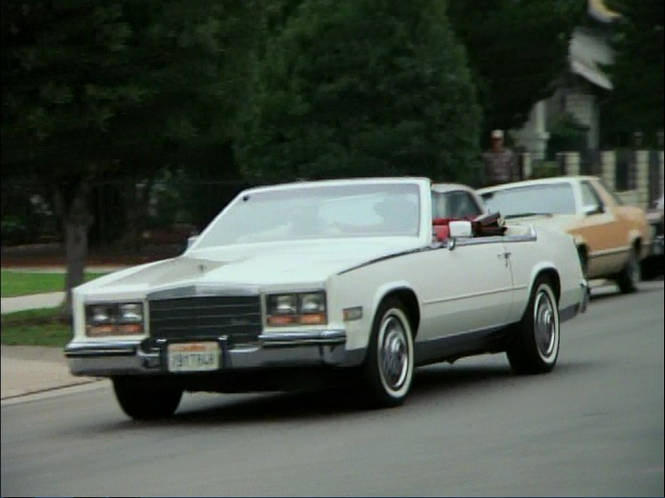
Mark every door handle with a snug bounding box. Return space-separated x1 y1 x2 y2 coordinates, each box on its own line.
497 252 511 266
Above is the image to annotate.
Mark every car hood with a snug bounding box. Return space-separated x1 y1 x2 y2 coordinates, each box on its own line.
76 238 422 297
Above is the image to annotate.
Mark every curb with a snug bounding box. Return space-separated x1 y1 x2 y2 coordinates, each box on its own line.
1 378 105 404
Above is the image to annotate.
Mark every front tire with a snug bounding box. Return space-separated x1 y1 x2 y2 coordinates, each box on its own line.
112 376 182 420
507 277 560 374
616 247 640 294
362 298 415 407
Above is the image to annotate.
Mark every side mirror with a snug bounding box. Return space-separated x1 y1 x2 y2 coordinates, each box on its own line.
447 221 472 251
449 221 473 238
186 235 199 250
582 204 603 216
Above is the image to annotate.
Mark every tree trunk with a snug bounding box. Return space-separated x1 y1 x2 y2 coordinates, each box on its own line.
55 184 93 311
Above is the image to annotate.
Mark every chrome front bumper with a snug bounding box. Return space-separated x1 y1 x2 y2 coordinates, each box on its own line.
65 329 356 377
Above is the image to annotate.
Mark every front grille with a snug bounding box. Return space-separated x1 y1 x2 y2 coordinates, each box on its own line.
149 296 262 344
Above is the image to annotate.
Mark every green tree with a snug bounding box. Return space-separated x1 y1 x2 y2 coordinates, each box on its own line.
2 0 255 305
602 0 664 147
236 0 482 185
447 0 584 137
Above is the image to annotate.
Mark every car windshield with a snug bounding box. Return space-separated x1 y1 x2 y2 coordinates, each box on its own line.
481 183 576 217
195 183 421 248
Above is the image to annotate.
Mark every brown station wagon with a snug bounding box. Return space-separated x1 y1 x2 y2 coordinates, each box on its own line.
479 176 650 293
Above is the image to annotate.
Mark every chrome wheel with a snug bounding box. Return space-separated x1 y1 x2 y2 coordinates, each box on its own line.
533 289 556 359
379 316 409 391
506 278 560 374
364 300 415 406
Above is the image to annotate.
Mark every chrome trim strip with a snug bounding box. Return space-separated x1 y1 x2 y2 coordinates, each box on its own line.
414 322 512 365
422 285 526 306
337 246 429 275
338 227 536 275
455 226 537 247
588 246 629 258
64 340 140 357
425 322 512 341
259 330 346 347
147 284 260 300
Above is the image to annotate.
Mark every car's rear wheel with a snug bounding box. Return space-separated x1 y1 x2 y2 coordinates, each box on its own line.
616 247 640 294
362 298 414 407
112 376 182 420
506 277 560 374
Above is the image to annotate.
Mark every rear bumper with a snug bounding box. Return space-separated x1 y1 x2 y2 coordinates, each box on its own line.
65 329 363 377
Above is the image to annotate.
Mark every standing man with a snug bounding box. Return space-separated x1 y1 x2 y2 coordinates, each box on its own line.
482 129 517 186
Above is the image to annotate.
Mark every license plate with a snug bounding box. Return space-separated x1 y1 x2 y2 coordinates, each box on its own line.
168 342 220 372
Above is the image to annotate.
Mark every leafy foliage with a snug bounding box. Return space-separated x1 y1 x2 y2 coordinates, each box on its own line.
2 0 254 187
1 0 257 297
447 0 584 137
602 0 664 147
236 0 482 185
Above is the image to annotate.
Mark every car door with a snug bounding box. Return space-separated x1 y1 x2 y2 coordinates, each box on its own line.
416 234 514 342
574 180 627 276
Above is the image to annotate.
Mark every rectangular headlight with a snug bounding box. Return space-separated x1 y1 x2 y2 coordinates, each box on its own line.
299 292 326 313
268 294 298 315
266 291 326 326
85 302 144 336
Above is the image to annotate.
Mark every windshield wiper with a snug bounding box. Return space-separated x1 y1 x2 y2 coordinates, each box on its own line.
504 212 553 219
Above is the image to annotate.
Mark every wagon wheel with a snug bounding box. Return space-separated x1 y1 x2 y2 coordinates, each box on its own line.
616 247 640 294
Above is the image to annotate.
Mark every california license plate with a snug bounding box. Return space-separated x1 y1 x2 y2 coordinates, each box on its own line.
168 342 220 372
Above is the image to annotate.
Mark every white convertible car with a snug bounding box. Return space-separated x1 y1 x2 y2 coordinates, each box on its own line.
65 178 588 419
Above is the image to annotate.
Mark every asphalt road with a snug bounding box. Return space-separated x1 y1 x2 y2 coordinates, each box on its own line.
2 281 663 497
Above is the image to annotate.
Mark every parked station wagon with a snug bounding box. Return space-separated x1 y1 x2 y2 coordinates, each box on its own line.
65 178 588 419
479 176 650 293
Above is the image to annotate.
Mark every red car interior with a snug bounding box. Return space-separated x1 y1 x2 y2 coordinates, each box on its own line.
432 212 505 241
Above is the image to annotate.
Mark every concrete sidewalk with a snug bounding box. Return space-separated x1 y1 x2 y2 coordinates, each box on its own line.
1 291 66 313
0 266 126 400
1 265 127 314
1 345 102 400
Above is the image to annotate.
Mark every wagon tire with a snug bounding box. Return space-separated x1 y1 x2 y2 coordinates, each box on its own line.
361 298 415 407
506 277 560 374
616 247 640 294
112 377 182 420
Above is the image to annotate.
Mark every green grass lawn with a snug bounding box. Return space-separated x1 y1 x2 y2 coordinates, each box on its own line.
1 270 107 297
1 307 72 347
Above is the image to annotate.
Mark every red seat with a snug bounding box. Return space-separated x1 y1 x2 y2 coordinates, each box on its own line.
432 213 505 241
432 217 461 241
433 224 450 241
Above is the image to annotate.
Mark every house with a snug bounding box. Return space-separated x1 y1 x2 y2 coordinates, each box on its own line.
511 0 620 159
